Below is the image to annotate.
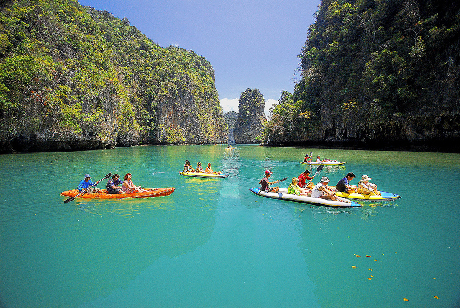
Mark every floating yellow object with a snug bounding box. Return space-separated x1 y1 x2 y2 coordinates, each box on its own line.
356 255 361 257
352 266 357 269
403 298 409 301
368 277 372 280
369 268 373 271
434 296 439 299
366 255 371 257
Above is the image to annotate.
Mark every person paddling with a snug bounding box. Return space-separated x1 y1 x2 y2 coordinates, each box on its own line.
298 169 315 189
288 177 309 196
78 174 95 192
183 160 195 172
336 172 356 193
195 162 204 173
259 170 280 193
357 175 381 196
311 176 341 201
106 174 123 194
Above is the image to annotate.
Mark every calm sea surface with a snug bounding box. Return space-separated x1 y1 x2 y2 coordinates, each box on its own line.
0 145 459 308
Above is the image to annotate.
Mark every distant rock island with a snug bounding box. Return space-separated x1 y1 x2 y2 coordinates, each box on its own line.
233 89 266 144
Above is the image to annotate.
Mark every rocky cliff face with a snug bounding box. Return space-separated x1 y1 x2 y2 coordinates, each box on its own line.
224 111 237 144
233 89 266 144
263 0 460 152
0 0 227 153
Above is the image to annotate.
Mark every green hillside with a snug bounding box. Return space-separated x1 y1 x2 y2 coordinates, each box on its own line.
264 0 460 152
0 0 227 153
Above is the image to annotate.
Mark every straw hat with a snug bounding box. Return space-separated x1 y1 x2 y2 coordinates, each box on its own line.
320 176 330 183
361 175 372 181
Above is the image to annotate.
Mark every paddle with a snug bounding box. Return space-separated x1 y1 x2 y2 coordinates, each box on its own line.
313 165 324 176
274 177 288 184
64 173 111 203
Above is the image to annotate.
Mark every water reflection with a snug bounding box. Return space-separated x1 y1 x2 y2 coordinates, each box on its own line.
1 145 459 308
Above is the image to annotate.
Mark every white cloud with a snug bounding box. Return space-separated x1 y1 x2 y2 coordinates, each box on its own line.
220 98 239 113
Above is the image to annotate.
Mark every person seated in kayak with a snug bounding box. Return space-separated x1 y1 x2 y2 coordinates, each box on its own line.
316 155 322 162
303 153 312 163
106 174 123 194
205 163 221 174
122 173 145 193
357 175 381 196
336 172 356 193
298 169 315 189
183 160 195 172
77 174 99 192
195 162 204 173
311 176 339 200
288 177 310 196
259 170 280 193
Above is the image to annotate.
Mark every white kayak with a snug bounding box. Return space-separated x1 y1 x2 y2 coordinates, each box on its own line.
249 188 361 208
301 160 345 166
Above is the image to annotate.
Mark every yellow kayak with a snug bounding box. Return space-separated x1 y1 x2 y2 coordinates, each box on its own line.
180 172 227 178
335 191 400 201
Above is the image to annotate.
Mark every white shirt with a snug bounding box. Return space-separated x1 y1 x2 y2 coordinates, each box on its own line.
311 182 325 198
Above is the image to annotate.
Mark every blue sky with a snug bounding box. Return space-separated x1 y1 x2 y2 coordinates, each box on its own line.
78 0 320 114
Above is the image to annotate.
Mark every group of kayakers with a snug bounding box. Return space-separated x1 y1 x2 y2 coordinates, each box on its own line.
183 160 221 174
78 173 146 194
260 168 381 201
303 153 333 163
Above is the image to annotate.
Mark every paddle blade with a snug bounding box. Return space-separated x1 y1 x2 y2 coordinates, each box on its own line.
279 177 288 182
64 196 75 203
316 165 324 172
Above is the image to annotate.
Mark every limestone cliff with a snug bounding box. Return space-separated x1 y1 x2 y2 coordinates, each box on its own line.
233 89 266 144
0 0 227 153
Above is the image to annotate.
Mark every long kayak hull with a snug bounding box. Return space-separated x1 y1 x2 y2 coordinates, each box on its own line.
61 187 175 199
250 188 361 208
301 161 345 165
335 191 400 201
180 172 227 178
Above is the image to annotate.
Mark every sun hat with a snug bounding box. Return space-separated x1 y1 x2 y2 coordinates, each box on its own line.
320 176 330 182
361 175 372 181
85 174 91 178
265 170 272 175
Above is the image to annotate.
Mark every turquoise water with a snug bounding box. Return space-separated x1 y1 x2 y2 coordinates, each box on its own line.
0 145 459 307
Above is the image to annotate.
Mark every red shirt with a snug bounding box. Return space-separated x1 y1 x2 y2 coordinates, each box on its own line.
298 173 313 188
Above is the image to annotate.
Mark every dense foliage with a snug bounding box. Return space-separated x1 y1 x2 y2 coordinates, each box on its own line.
233 88 266 144
0 0 226 153
264 0 460 151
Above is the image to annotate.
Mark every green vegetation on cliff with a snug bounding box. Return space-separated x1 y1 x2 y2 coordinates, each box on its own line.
234 88 266 144
0 0 226 153
264 0 460 151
